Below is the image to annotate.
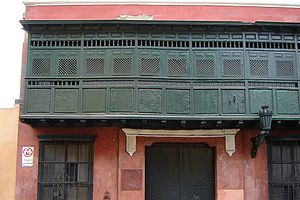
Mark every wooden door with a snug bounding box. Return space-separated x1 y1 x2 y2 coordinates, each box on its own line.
146 143 215 200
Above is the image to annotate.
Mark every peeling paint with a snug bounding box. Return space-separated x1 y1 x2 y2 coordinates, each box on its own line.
117 14 154 20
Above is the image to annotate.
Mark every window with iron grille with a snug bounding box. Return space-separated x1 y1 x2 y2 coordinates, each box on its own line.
268 139 300 200
38 138 94 200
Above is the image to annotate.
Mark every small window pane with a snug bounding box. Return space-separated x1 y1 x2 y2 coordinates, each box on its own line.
42 163 65 183
77 187 88 200
67 187 77 200
42 187 54 200
44 144 65 161
271 145 281 162
294 145 300 162
294 164 300 181
78 164 89 182
282 164 292 181
68 144 78 162
66 162 77 182
271 164 282 181
79 144 90 162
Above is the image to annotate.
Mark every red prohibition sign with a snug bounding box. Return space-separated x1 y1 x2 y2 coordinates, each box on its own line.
23 147 33 157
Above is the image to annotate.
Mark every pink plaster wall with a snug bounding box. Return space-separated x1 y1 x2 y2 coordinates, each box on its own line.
24 5 300 22
15 124 269 200
217 132 244 190
93 128 119 200
242 130 268 200
15 123 120 200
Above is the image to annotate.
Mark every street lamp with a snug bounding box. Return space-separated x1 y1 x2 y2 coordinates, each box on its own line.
251 106 273 158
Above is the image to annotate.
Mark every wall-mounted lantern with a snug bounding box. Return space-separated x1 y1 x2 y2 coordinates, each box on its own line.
251 106 273 158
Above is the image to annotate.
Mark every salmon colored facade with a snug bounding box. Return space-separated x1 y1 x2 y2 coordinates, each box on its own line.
16 122 270 200
16 2 300 200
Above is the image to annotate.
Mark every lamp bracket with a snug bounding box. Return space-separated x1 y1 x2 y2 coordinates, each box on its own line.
251 130 269 158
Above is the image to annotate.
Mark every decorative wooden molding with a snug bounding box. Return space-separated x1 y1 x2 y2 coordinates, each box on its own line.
122 128 239 157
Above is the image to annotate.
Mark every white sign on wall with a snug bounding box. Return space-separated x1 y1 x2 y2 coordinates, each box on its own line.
22 146 34 167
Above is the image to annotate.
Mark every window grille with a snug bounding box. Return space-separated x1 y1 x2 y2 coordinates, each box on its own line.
222 59 242 77
276 61 295 77
195 59 215 77
58 59 78 75
85 58 105 75
167 58 188 76
249 59 269 77
140 58 160 76
112 57 133 75
31 58 51 75
268 140 300 200
38 141 93 200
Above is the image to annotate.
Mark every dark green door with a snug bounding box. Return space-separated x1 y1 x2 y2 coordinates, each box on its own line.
146 143 215 200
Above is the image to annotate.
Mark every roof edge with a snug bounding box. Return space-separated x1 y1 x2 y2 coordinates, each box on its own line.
19 19 300 29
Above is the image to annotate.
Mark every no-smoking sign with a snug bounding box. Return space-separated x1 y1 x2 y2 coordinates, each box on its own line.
22 146 34 167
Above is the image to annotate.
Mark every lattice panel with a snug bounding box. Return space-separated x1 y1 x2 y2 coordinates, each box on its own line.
113 57 133 75
85 58 104 75
31 40 81 48
245 41 295 49
84 39 135 47
276 61 294 77
192 41 243 48
222 59 242 77
249 60 269 77
140 58 160 76
138 40 189 48
167 58 188 76
195 59 215 77
58 59 78 75
31 58 51 75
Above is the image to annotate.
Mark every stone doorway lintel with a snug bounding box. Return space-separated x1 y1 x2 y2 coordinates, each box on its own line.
122 128 240 157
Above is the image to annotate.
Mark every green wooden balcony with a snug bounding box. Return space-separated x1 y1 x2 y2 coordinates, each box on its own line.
20 20 300 127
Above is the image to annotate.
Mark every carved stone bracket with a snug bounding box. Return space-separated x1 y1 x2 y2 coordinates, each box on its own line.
126 135 137 156
223 129 238 156
122 128 240 157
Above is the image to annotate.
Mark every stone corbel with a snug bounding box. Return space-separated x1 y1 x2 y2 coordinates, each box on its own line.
123 129 140 156
223 129 238 157
126 135 137 156
122 129 239 157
